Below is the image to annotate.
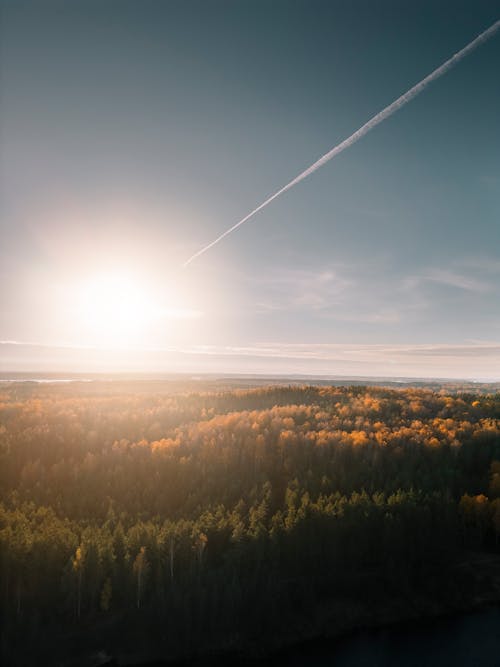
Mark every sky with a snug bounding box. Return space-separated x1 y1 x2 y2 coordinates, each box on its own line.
0 0 499 379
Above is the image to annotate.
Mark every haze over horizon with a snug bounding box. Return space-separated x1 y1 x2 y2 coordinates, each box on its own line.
1 0 499 379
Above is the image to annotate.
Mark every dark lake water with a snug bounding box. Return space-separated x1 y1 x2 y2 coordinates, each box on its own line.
275 606 500 667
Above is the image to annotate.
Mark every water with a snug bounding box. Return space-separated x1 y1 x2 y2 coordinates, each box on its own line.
278 607 500 667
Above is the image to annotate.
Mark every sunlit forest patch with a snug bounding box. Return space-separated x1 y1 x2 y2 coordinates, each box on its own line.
1 381 500 664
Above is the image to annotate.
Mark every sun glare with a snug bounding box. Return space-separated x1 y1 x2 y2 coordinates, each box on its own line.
75 272 203 346
78 274 159 344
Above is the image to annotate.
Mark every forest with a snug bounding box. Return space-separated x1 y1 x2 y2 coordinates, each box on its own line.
1 380 500 665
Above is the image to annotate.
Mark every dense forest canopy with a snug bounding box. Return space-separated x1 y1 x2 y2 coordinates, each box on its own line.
1 381 500 664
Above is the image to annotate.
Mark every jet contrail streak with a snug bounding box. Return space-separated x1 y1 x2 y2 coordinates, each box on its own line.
183 20 500 267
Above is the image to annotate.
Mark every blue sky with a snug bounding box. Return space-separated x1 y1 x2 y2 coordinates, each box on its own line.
1 0 499 378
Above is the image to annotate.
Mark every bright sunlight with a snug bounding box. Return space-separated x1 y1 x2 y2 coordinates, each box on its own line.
75 272 202 347
77 273 159 343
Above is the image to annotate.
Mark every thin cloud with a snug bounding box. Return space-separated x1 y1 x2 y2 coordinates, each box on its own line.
405 269 491 293
255 268 352 312
332 310 401 324
2 340 499 379
205 342 500 360
4 339 499 360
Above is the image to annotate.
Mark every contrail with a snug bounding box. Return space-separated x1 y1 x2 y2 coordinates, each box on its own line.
183 20 500 267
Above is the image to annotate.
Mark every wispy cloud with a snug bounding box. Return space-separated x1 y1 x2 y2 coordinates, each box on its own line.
187 342 500 379
4 339 500 358
248 254 500 338
404 268 491 293
253 262 409 323
2 340 499 379
189 342 500 361
255 268 352 312
0 339 178 353
332 310 401 324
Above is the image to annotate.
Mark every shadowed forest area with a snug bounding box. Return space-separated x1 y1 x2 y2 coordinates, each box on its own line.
1 381 500 665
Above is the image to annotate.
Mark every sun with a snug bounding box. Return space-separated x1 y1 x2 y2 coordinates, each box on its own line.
78 273 158 344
